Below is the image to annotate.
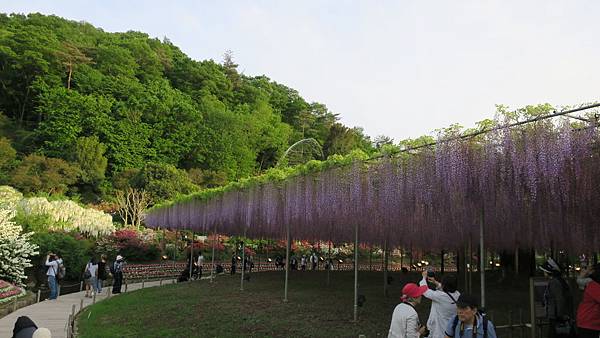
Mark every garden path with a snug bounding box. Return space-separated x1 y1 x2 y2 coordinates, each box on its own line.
0 279 176 338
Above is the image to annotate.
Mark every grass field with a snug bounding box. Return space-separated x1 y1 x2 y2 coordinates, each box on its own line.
77 269 539 337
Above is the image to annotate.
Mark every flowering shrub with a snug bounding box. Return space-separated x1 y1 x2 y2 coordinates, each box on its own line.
95 228 160 262
0 210 38 285
0 186 22 211
0 279 26 304
16 196 115 236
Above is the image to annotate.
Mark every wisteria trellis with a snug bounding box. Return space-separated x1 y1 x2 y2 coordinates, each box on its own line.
146 120 600 252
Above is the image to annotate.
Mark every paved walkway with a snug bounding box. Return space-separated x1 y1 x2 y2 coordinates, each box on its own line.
0 279 176 338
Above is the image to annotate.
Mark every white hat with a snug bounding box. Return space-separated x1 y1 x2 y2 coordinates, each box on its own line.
116 255 123 260
32 327 52 338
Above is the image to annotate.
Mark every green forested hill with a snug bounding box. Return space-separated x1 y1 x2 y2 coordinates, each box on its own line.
0 13 373 202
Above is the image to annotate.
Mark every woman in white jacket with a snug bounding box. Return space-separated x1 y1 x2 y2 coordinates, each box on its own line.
419 270 460 338
388 283 428 338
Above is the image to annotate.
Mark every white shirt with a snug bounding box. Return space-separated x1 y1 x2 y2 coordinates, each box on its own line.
45 258 62 276
197 255 205 266
86 263 98 277
388 302 420 338
419 277 460 338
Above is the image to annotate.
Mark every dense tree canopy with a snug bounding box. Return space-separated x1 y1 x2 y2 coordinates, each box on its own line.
0 13 374 203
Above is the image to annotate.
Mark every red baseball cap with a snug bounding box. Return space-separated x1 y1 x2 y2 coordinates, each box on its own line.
401 283 428 300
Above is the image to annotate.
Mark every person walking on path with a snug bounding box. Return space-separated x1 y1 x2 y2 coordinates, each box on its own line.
388 283 428 338
84 257 98 298
419 270 460 338
444 294 497 338
576 263 600 338
44 253 62 300
540 258 576 338
301 255 307 271
111 255 125 294
96 254 108 294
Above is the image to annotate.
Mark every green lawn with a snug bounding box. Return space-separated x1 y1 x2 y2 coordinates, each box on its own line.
77 270 534 337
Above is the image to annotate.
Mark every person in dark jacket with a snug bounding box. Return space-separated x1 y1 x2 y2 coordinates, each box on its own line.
540 257 576 338
111 255 125 294
97 254 108 293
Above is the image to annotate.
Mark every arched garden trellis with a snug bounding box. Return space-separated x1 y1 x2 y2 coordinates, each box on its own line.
146 103 600 318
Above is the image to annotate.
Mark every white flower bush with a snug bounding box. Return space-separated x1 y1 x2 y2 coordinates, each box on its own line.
17 198 115 237
0 186 115 237
0 186 23 211
0 209 38 285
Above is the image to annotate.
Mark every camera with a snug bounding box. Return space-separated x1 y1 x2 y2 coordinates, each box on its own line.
426 269 435 278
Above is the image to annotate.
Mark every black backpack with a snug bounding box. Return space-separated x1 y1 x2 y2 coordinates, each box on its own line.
450 312 488 338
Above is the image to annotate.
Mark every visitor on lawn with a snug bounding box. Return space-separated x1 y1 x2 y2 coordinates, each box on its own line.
111 255 125 294
84 257 98 298
197 251 205 278
97 254 108 293
230 254 237 275
419 270 460 338
388 282 428 338
45 252 62 300
444 294 497 338
301 255 307 270
311 253 318 270
539 258 576 338
576 263 600 338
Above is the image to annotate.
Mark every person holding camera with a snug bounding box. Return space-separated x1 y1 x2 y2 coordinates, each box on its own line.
419 270 460 338
44 253 62 300
388 282 429 338
444 294 497 338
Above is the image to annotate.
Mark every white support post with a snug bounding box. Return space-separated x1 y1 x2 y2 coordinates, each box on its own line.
354 222 359 322
284 222 290 302
480 207 486 308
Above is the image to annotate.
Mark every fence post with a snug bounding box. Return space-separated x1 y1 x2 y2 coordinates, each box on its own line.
12 296 17 312
80 281 83 292
124 280 128 292
508 310 513 338
108 287 112 298
529 278 536 338
80 298 84 312
36 290 41 303
159 278 163 286
519 308 524 338
57 284 61 297
142 279 145 289
67 314 72 338
93 292 96 304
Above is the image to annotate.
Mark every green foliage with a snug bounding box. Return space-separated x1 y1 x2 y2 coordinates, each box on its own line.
0 13 375 202
74 136 108 186
10 154 80 195
30 231 93 281
0 137 17 183
132 162 198 203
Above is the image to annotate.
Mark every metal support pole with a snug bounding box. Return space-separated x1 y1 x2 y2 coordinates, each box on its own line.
515 246 519 275
441 250 445 275
327 240 331 286
468 237 473 294
353 222 359 322
284 222 291 302
211 224 217 283
189 230 194 281
480 207 485 308
529 278 536 338
240 234 246 291
383 240 389 296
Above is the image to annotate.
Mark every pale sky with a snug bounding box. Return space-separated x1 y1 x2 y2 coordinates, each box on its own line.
2 1 599 141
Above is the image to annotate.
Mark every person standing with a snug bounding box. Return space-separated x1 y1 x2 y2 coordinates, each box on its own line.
444 294 497 338
197 251 205 279
45 253 62 300
230 254 237 275
84 257 98 298
540 258 576 338
301 255 307 271
97 254 108 294
311 253 318 270
576 263 600 338
388 283 429 338
419 270 460 338
112 255 125 294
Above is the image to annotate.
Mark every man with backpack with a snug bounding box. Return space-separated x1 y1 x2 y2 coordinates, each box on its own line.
444 294 497 338
111 255 125 294
44 252 63 300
